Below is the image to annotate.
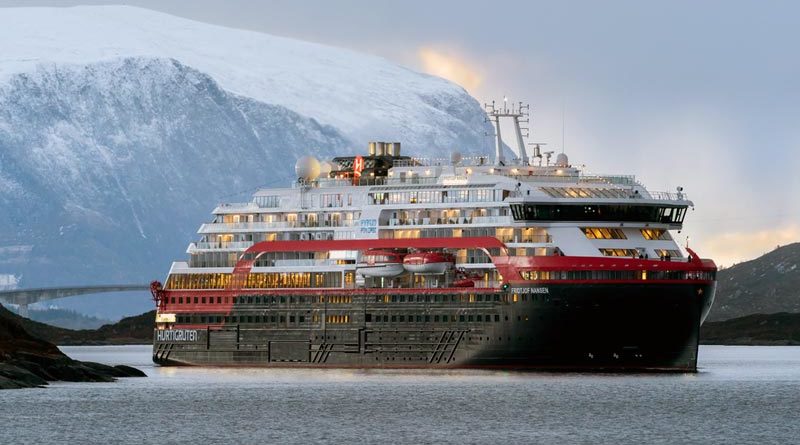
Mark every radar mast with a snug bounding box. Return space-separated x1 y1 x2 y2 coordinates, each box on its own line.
484 98 531 166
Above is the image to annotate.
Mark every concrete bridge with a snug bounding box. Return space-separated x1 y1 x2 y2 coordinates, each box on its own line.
0 285 150 317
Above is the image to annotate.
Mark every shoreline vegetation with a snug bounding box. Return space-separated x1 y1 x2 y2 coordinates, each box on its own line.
0 305 146 390
700 313 800 346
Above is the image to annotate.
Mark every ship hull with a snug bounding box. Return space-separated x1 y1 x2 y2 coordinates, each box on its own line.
153 282 715 371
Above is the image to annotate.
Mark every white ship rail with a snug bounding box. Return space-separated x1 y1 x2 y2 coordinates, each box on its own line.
269 259 354 267
643 191 689 201
293 177 439 189
393 157 492 167
189 241 254 251
199 220 358 232
387 215 511 226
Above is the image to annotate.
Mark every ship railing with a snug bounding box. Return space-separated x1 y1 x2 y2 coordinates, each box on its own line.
642 191 690 201
386 215 511 226
269 259 353 267
392 156 494 168
293 176 441 189
578 174 638 186
200 220 358 232
507 235 553 243
190 241 255 251
213 202 259 213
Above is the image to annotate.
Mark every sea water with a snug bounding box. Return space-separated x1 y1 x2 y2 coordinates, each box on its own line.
1 345 798 444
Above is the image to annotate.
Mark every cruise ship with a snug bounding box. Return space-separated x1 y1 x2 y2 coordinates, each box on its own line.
151 101 717 371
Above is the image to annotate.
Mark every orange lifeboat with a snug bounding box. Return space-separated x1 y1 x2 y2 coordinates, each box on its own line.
357 249 405 277
403 251 455 274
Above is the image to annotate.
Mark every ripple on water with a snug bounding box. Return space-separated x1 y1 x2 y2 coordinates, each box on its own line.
1 345 798 444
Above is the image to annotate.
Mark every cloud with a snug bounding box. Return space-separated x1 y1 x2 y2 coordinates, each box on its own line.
417 47 482 92
698 224 800 267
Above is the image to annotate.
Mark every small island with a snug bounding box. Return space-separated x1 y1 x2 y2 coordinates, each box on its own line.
0 304 146 390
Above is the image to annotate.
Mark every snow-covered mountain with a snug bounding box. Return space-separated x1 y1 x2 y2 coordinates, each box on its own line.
0 5 490 151
0 6 494 318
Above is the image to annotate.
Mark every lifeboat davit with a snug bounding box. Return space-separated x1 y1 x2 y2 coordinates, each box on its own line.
403 251 455 274
356 249 405 277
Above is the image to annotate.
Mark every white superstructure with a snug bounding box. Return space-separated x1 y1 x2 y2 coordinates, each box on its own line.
168 103 692 290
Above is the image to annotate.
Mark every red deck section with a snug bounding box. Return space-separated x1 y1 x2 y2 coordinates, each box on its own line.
157 238 717 315
228 236 507 290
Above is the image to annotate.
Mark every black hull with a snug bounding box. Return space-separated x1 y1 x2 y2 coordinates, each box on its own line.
153 282 715 371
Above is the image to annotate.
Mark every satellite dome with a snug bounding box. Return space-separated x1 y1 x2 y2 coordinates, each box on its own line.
555 153 569 167
295 156 321 181
319 161 333 176
450 151 463 165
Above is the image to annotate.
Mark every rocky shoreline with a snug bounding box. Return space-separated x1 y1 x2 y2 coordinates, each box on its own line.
0 352 145 389
0 304 146 390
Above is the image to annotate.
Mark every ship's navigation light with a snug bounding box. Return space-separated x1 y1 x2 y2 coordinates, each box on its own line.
502 282 510 291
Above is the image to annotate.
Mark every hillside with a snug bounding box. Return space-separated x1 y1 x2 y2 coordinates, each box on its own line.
0 6 495 318
19 310 155 346
8 307 113 330
701 312 800 345
708 243 800 321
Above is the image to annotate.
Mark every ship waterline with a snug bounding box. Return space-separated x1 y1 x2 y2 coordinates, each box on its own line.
154 281 714 371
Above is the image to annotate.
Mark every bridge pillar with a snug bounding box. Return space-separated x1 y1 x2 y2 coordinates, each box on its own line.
18 303 29 318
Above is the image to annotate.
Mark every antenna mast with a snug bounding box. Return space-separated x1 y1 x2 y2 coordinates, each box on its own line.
484 98 531 166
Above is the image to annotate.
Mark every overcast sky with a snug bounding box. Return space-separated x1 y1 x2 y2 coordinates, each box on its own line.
2 0 798 266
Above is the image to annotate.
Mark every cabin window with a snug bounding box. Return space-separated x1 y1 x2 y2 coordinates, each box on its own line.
582 227 627 239
641 228 670 240
599 248 639 257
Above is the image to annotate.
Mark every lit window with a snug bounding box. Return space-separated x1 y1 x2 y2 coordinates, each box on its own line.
641 229 669 240
582 227 627 239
